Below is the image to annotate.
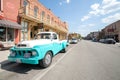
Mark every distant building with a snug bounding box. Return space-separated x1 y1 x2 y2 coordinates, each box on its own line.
0 0 22 47
102 20 120 42
86 31 100 41
68 32 81 40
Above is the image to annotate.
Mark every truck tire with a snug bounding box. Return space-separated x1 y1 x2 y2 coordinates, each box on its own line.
39 51 52 68
61 48 66 53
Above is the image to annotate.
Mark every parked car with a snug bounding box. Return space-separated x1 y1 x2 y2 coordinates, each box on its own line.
69 38 78 44
99 39 106 43
8 32 67 68
104 38 116 44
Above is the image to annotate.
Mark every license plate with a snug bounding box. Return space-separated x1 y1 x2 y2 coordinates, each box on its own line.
16 59 21 63
24 53 31 58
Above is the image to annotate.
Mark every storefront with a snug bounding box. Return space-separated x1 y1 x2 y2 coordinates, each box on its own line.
0 20 22 49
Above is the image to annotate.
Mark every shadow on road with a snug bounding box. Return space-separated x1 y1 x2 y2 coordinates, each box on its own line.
0 60 43 74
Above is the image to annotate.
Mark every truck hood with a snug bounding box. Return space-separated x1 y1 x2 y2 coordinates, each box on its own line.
16 39 52 48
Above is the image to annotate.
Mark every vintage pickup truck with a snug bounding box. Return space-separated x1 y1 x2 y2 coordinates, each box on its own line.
8 32 67 68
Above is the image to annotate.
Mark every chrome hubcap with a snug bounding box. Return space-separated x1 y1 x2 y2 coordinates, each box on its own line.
45 53 51 65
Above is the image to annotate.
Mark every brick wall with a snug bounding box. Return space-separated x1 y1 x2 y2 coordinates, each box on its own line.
3 0 20 21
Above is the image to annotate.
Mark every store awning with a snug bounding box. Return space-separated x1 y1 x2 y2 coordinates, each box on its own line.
0 20 22 29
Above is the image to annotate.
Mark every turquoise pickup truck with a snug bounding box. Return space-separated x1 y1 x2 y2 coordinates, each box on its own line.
8 32 67 68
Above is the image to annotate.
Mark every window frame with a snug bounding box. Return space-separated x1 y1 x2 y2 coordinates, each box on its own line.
41 11 45 21
34 6 38 18
0 0 3 11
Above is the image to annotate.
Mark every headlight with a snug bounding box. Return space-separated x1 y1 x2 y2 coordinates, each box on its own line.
10 51 16 57
32 51 37 56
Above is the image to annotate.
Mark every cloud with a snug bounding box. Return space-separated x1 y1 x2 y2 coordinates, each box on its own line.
81 0 120 21
91 3 100 10
80 24 95 27
59 0 70 5
102 13 120 23
81 15 90 22
77 29 93 37
66 0 70 4
59 2 62 5
73 24 96 36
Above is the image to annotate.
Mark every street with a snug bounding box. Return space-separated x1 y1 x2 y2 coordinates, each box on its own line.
0 40 120 80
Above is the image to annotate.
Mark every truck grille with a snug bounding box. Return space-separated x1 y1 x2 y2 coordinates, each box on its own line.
14 50 32 57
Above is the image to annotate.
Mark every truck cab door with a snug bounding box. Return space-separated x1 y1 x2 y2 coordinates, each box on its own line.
52 33 61 53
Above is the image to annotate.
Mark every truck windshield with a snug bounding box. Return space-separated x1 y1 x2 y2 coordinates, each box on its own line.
36 33 51 39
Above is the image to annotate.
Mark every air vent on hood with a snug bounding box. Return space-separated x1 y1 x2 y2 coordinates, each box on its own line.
17 44 27 47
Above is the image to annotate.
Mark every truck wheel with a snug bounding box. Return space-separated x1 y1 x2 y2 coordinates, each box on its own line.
61 48 66 53
39 51 52 68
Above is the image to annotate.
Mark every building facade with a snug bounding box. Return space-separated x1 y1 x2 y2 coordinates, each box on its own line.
86 31 100 41
68 32 81 40
102 20 120 42
0 0 22 47
19 0 68 41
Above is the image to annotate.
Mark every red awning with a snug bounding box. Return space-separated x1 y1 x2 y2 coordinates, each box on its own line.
0 20 22 29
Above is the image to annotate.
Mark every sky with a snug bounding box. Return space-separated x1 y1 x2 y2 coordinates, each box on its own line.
39 0 120 37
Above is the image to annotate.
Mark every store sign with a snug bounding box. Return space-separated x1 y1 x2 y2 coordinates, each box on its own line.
107 29 114 32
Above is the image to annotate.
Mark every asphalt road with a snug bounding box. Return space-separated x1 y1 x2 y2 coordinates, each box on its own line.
0 40 120 80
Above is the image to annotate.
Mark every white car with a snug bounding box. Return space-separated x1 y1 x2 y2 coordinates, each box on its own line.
69 38 78 44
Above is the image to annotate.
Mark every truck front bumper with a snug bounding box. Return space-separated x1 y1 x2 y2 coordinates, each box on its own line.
8 57 39 64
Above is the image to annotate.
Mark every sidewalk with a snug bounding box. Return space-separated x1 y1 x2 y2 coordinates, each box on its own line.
0 50 10 72
0 50 9 63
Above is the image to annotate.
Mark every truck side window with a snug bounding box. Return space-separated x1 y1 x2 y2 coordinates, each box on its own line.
53 34 57 39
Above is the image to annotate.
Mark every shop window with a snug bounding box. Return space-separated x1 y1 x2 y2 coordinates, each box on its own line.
21 21 28 32
0 27 6 42
0 27 14 42
34 6 38 18
7 28 14 42
21 21 28 41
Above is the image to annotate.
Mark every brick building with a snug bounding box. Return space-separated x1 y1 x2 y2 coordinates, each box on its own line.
86 31 100 41
19 0 68 41
0 0 68 49
0 0 22 48
102 20 120 42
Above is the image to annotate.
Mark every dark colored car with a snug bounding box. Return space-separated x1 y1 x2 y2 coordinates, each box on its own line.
99 39 106 43
104 38 116 44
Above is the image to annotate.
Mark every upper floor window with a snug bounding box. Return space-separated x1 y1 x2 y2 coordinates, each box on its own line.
23 0 29 14
34 6 38 18
23 0 28 7
47 15 50 23
41 11 45 21
51 17 54 24
0 0 3 11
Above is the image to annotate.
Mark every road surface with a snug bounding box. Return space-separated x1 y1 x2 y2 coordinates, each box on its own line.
0 40 120 80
